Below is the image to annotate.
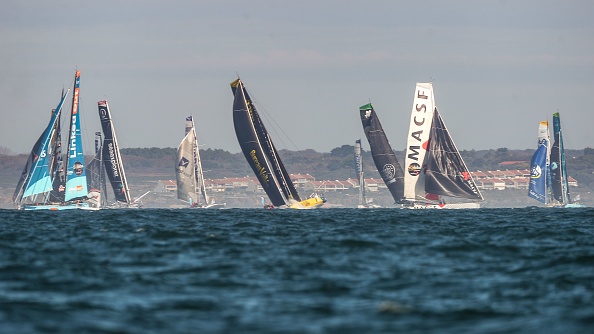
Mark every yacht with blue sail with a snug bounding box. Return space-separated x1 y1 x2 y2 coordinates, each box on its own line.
14 70 96 210
528 113 585 208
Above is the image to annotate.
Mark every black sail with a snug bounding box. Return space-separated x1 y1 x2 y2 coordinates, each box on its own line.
359 103 405 203
424 109 482 200
98 101 130 204
231 79 300 207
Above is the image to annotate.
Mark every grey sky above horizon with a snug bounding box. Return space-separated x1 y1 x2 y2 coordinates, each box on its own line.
1 0 593 155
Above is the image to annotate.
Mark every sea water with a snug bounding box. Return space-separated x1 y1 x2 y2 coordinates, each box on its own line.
0 208 593 333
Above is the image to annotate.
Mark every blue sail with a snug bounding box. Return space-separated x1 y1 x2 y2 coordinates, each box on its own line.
528 140 548 203
21 92 70 199
64 70 88 201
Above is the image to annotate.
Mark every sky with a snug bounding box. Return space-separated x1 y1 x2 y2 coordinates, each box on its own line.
1 0 593 154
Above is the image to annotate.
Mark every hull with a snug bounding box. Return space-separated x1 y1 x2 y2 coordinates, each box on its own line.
20 202 94 211
288 195 326 209
357 204 381 209
192 203 227 209
409 202 480 209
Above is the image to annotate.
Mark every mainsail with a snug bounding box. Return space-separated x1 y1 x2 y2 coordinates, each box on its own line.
359 103 404 203
404 83 436 201
550 112 570 204
98 100 132 204
231 78 301 207
528 121 550 204
64 70 88 202
175 116 211 206
354 140 366 207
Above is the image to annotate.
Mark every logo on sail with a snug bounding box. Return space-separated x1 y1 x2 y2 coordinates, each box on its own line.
178 157 190 168
250 150 269 186
530 165 542 179
408 163 421 176
381 164 396 181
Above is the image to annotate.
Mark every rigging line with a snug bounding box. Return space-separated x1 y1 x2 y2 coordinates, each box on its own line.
248 91 301 152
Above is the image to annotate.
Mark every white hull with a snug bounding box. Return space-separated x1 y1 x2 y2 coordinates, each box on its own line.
409 202 480 209
19 202 97 211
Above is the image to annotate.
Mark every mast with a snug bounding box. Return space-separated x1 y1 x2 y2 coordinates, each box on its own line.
404 83 435 201
64 70 88 202
354 139 366 206
98 100 132 204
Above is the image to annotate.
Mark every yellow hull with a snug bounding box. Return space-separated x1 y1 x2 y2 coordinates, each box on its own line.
288 196 326 209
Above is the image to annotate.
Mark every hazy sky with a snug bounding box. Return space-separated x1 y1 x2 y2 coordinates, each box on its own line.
1 0 593 154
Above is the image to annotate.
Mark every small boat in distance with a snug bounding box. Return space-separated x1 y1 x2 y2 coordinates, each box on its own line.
402 82 483 209
528 113 585 208
354 139 381 208
14 70 95 210
175 116 226 208
230 78 326 209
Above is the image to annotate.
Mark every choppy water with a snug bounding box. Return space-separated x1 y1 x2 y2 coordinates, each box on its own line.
0 208 593 333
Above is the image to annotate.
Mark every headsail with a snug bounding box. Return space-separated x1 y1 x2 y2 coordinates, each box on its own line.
176 126 198 204
64 70 88 202
404 83 435 201
18 90 70 202
424 109 483 200
98 100 131 204
528 137 549 203
359 103 404 203
231 78 301 207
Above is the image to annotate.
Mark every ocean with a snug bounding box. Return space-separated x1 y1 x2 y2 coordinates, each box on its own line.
0 208 593 334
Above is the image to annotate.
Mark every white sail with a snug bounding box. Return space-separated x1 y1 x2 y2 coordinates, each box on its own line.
176 129 198 204
187 117 209 206
537 121 550 166
404 82 435 201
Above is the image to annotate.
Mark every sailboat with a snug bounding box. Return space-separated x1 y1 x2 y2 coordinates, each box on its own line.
230 78 326 209
528 113 585 208
359 103 405 204
96 100 146 208
14 70 95 210
354 139 381 208
402 82 483 209
86 131 108 208
175 116 226 208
